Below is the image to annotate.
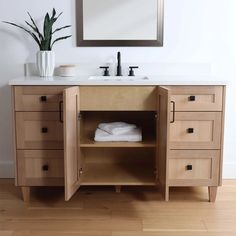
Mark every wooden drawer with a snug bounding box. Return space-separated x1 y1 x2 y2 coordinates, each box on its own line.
170 112 221 149
169 86 223 111
168 150 220 186
14 86 66 111
16 112 63 149
80 86 157 111
17 150 64 186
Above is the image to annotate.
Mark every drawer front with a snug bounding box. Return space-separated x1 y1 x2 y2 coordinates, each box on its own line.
80 86 157 111
14 86 66 111
169 86 223 111
17 150 64 186
168 150 220 186
170 112 222 149
16 112 63 149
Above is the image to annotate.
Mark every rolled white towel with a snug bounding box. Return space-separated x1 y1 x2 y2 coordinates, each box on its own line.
94 127 142 142
98 122 137 135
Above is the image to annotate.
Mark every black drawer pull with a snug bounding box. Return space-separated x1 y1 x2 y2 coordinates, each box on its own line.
186 165 193 171
40 96 47 102
41 127 48 133
189 95 196 101
42 165 49 171
187 128 194 133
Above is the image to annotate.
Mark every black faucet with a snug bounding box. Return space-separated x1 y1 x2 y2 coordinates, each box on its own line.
116 52 122 76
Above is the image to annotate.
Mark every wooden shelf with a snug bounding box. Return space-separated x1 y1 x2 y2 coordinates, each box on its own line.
80 133 156 148
81 163 156 186
80 138 156 148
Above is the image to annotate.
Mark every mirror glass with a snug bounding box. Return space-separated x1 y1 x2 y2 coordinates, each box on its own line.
76 0 164 46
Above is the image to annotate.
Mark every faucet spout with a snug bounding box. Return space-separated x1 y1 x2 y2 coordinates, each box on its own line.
116 52 122 76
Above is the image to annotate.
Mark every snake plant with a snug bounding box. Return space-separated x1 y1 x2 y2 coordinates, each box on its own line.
3 8 72 51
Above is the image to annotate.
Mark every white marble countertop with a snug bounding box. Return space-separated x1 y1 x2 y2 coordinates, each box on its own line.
8 75 227 86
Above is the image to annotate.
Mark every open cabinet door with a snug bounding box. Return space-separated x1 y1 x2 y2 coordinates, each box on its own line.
157 86 171 201
63 86 81 201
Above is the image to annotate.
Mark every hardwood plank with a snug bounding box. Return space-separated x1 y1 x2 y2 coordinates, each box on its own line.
1 179 236 234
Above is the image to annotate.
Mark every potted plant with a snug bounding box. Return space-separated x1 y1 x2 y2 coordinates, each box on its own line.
3 9 72 77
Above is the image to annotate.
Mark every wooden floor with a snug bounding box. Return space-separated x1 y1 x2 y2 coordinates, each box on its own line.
1 179 236 236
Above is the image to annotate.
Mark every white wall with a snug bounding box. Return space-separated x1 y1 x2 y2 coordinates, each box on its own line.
0 0 236 178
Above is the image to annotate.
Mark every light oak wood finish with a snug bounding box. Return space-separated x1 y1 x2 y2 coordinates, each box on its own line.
15 112 63 150
11 85 225 202
1 179 236 235
17 150 64 186
208 186 218 202
219 86 226 185
80 163 156 186
63 87 81 201
80 86 157 111
14 86 66 111
21 186 30 202
168 150 220 186
157 86 170 200
11 87 18 186
168 86 223 111
169 112 222 150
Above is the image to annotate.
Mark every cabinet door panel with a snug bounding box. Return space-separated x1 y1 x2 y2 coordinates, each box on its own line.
169 86 223 111
157 86 171 200
14 86 66 111
16 112 63 149
168 150 220 186
17 150 64 186
63 86 81 201
170 112 221 149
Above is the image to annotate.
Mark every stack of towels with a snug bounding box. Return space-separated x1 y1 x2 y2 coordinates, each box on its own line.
94 122 142 142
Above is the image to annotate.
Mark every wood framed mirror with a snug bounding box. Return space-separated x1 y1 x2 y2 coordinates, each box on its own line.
76 0 164 47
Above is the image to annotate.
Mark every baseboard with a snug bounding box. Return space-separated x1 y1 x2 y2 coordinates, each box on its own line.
0 161 14 178
0 161 236 179
223 163 236 179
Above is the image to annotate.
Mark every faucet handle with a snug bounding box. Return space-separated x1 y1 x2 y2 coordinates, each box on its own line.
129 66 139 76
99 66 110 76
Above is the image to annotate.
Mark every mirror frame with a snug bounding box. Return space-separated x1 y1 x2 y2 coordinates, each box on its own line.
76 0 164 47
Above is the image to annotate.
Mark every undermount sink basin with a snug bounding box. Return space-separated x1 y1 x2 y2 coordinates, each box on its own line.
88 76 149 81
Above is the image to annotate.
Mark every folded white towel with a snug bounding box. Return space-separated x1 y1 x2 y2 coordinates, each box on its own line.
98 122 137 135
94 127 142 142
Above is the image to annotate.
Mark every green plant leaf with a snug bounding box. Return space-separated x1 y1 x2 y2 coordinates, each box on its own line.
52 8 56 19
52 12 63 24
43 13 52 50
27 12 43 40
52 25 71 34
2 21 41 49
51 35 72 48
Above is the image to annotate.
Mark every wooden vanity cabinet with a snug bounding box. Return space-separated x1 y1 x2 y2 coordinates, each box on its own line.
12 85 225 202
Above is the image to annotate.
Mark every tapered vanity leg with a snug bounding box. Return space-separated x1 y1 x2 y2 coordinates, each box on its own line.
21 186 30 202
208 186 217 202
115 185 121 193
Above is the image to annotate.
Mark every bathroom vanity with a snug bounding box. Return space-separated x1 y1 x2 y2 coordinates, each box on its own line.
9 76 226 202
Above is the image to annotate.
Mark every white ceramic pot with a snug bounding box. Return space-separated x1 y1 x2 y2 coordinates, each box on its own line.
36 51 55 77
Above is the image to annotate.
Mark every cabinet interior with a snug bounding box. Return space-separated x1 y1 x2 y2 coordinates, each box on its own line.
79 111 157 185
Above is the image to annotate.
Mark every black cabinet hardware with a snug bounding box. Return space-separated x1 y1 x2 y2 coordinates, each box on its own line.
40 96 47 102
189 95 196 101
59 101 63 123
170 101 176 123
186 165 193 171
42 165 49 171
187 128 194 133
41 127 48 133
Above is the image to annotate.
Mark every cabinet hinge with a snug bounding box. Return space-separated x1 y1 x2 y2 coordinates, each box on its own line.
78 113 82 120
155 112 159 120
